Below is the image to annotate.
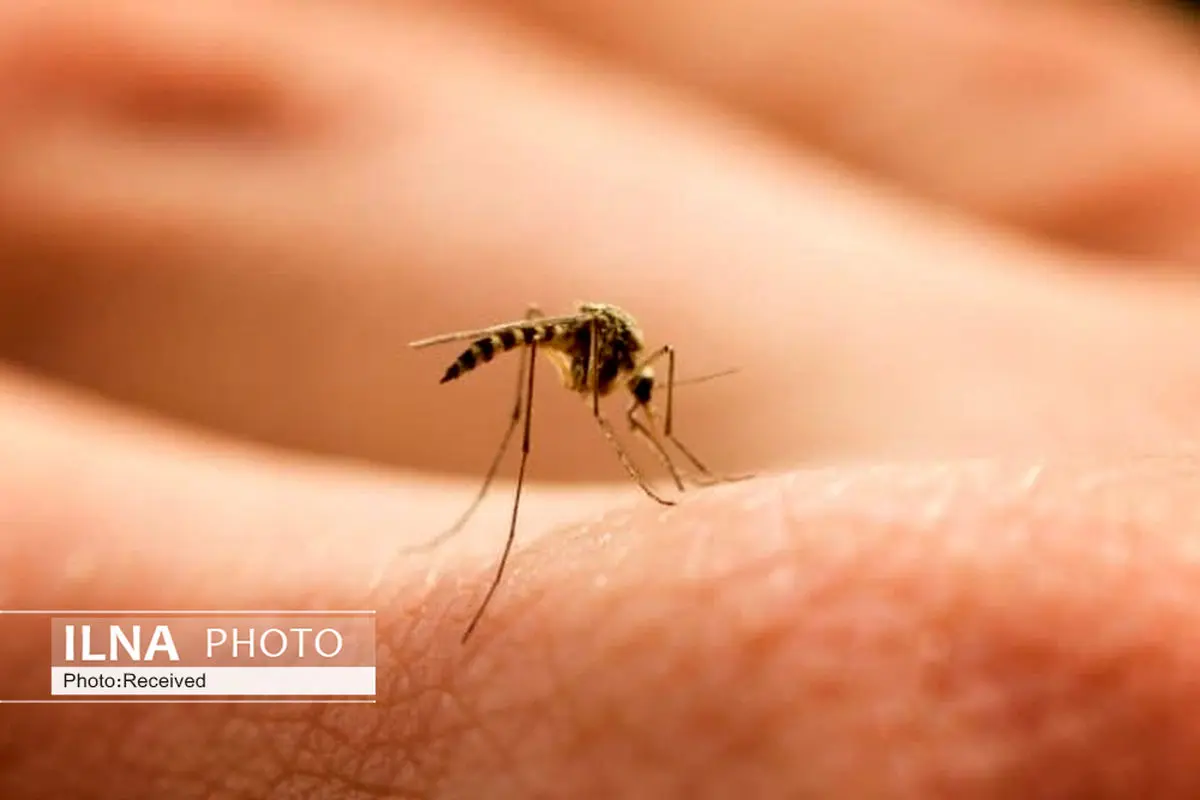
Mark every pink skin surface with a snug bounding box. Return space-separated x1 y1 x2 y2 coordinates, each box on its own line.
2 1 1200 797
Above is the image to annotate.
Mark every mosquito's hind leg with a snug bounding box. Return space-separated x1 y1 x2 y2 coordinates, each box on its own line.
462 336 539 642
403 304 542 554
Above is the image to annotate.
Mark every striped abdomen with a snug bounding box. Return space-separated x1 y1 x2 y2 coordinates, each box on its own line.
439 321 572 383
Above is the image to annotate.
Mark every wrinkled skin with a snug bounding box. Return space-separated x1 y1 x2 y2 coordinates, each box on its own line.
2 1 1200 797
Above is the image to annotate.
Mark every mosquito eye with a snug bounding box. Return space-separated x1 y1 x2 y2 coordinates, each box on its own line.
633 375 653 404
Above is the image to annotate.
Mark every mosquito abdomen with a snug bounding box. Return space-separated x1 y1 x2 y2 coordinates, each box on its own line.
439 322 572 383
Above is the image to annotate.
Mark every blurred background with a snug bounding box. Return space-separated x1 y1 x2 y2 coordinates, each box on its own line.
0 0 1197 488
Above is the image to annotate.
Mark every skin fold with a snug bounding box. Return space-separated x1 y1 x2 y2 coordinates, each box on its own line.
450 0 1200 263
1 1 1200 797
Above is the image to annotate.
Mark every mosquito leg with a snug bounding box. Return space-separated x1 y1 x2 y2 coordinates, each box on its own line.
660 345 754 484
585 315 674 504
589 313 600 418
462 339 538 642
593 411 676 506
628 344 703 487
403 305 541 554
626 404 686 492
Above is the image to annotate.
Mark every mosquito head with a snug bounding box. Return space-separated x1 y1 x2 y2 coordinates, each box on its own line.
629 367 654 407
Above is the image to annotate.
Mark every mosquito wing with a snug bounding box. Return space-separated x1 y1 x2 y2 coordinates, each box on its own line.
408 312 588 349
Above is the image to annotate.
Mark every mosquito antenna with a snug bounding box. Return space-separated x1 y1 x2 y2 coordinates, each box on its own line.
673 366 740 388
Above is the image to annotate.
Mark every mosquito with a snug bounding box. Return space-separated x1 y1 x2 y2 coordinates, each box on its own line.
409 302 742 642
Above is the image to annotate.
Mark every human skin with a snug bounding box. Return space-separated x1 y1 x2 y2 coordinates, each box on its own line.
2 1 1200 797
452 0 1200 264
